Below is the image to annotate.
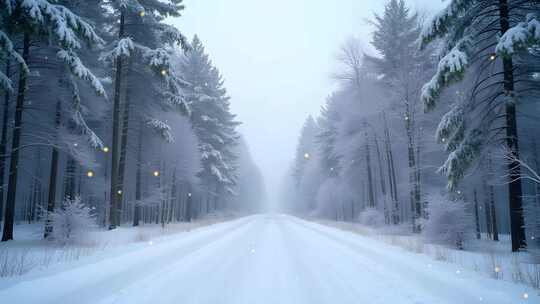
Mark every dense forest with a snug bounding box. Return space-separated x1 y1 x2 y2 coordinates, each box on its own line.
1 1 540 302
0 0 265 242
284 0 540 254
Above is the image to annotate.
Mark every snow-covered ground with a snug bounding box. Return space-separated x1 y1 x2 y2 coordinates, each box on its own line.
318 219 540 289
0 214 537 304
0 213 236 277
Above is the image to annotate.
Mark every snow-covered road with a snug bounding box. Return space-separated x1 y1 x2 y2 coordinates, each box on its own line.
0 214 536 304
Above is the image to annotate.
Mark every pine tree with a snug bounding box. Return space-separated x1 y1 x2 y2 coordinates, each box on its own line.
1 0 105 241
366 0 429 232
420 0 540 251
181 36 239 213
103 0 188 228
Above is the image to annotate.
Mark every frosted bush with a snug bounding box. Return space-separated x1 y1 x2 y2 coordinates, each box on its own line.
46 197 97 245
358 208 386 228
422 193 474 249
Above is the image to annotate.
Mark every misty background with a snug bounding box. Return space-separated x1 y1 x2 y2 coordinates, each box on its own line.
170 0 445 209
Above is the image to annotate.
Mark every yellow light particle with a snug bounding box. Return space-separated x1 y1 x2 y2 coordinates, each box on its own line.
87 171 94 178
153 170 160 177
304 153 310 160
139 11 145 17
102 146 109 153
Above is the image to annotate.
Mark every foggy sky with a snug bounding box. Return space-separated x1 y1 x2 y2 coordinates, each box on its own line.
170 0 445 209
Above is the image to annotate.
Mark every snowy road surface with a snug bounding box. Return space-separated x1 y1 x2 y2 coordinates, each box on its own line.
0 214 536 304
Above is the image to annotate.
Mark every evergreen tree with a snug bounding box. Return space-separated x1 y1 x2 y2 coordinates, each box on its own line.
1 0 105 241
420 0 540 251
103 0 188 228
366 0 430 232
181 36 239 211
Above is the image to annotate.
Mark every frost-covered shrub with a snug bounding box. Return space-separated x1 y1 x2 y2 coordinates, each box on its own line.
358 207 386 228
46 197 96 245
422 193 474 249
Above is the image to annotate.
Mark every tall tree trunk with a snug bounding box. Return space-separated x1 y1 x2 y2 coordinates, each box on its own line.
185 184 193 222
487 155 499 241
109 9 126 229
133 123 142 226
2 33 30 242
499 0 526 251
364 128 375 208
489 184 499 241
158 162 165 227
374 134 388 222
44 100 62 239
0 60 11 221
31 148 42 222
169 170 177 223
117 60 132 222
415 132 423 219
383 112 399 224
473 190 481 240
64 156 76 199
405 100 420 232
482 179 493 239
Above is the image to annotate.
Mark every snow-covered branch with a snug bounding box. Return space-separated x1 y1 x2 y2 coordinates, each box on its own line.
499 145 540 185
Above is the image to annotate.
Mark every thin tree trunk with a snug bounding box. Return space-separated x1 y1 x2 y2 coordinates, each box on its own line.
2 33 30 242
383 112 399 224
158 163 165 227
473 190 481 240
117 60 132 223
186 184 193 222
482 179 493 239
489 184 499 241
64 156 76 200
133 123 142 226
499 0 526 251
169 170 177 223
0 60 11 221
486 155 499 241
44 100 62 239
364 127 375 208
415 132 423 219
374 134 388 222
31 148 42 222
109 9 126 229
405 100 420 232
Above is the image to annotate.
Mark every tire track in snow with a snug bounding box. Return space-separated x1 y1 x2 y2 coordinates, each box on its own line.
97 215 270 304
286 215 533 304
0 216 257 304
